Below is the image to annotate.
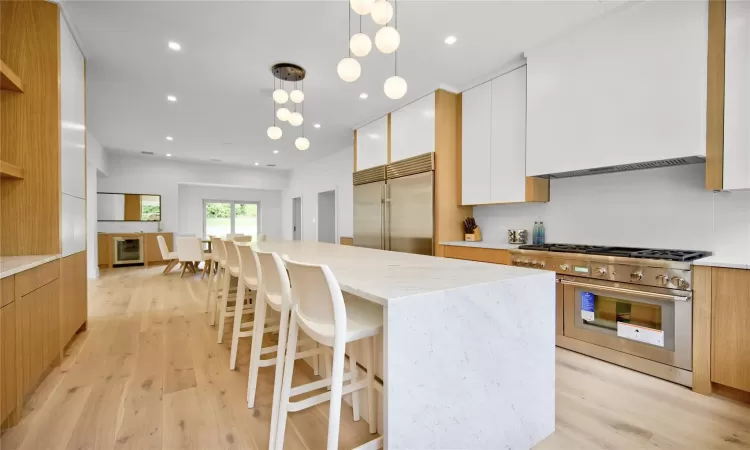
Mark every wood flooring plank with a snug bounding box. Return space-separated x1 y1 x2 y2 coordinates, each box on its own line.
16 385 92 450
163 315 197 395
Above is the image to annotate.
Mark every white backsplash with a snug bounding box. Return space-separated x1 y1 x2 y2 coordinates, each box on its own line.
473 164 750 259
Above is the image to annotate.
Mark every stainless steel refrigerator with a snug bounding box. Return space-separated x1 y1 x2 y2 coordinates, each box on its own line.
353 153 434 255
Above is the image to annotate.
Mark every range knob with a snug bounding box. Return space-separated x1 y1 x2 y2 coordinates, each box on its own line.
559 264 570 271
671 277 688 289
513 259 522 266
523 260 532 267
656 274 669 286
630 271 643 282
531 260 539 267
596 267 607 276
538 261 546 269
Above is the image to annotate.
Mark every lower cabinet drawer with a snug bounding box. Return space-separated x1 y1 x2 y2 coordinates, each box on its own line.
17 280 60 396
443 245 511 265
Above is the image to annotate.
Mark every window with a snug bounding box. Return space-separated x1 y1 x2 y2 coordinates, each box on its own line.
203 200 260 239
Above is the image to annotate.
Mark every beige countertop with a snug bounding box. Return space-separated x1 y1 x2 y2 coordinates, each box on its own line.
0 254 61 279
440 241 521 250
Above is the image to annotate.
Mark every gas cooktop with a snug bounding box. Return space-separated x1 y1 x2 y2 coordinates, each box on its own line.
517 243 710 262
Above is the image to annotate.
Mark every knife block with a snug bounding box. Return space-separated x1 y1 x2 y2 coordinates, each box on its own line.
465 227 482 242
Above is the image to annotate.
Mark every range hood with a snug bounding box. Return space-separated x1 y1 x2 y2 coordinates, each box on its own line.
539 156 705 179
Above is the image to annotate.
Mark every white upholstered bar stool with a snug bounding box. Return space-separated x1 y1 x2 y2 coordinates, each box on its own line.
206 236 226 321
275 258 381 450
216 239 252 344
157 235 178 275
228 244 262 370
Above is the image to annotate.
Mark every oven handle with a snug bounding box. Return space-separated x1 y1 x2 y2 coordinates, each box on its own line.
560 280 689 302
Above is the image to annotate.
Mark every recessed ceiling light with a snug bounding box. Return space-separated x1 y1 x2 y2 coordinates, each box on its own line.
166 153 172 157
273 150 279 154
359 92 368 99
168 41 181 51
314 123 321 129
254 162 259 166
167 95 177 102
444 36 457 45
166 136 173 141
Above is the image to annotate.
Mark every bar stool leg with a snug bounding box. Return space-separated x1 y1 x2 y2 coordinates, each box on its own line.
267 303 290 450
229 276 247 370
367 336 377 434
247 288 268 406
274 312 300 450
326 337 347 450
205 258 215 313
217 268 232 343
350 347 361 421
210 265 223 326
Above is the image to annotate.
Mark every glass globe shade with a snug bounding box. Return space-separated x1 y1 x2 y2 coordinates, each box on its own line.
295 137 310 151
288 112 304 127
267 126 282 140
350 0 374 15
276 107 291 122
384 75 407 100
375 26 400 54
337 57 361 82
349 33 372 58
290 89 304 103
371 1 393 25
272 89 289 104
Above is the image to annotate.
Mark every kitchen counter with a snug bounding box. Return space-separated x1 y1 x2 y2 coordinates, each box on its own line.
247 241 555 448
440 240 521 250
693 255 750 270
0 254 60 279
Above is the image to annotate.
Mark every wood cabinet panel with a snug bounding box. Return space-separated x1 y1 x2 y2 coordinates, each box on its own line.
60 251 87 346
443 245 511 265
1 276 13 307
711 267 750 392
14 260 59 297
98 234 111 267
1 302 18 424
17 280 60 396
145 233 172 264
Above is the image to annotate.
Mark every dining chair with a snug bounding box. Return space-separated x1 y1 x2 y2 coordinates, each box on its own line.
274 258 382 450
226 233 244 240
176 237 209 278
157 235 178 275
233 235 253 243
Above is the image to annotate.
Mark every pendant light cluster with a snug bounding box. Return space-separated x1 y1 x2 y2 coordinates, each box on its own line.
266 63 310 151
338 0 407 100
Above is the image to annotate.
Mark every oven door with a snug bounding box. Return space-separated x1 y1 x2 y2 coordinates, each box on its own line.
561 277 692 370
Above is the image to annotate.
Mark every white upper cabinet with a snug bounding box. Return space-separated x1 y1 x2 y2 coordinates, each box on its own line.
391 92 435 162
356 115 388 171
60 14 86 199
490 66 527 204
723 0 750 190
526 1 709 177
461 81 492 205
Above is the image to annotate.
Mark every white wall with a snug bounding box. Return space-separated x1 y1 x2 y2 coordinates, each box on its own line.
177 184 282 239
98 153 289 234
86 133 105 279
473 164 750 260
283 148 353 241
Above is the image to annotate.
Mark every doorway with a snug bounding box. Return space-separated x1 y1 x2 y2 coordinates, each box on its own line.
292 197 302 241
317 190 336 244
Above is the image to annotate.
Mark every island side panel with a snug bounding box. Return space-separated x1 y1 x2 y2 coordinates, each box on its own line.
384 272 556 449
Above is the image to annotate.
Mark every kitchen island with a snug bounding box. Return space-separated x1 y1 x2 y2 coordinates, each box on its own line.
250 241 556 449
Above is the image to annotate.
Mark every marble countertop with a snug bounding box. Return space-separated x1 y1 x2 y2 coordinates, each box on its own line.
0 254 61 279
247 241 546 305
693 255 750 270
440 241 521 250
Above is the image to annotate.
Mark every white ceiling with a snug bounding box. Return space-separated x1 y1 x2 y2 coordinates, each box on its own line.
63 0 621 170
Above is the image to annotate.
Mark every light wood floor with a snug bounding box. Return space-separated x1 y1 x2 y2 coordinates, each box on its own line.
1 265 749 450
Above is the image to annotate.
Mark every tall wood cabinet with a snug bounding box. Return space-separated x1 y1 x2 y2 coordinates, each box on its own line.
0 1 88 429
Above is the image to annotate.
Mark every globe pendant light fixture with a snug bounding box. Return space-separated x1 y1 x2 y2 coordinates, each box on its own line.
371 0 393 25
382 0 406 99
295 137 310 151
338 8 362 82
350 33 371 57
375 26 400 53
350 0 374 15
268 63 307 142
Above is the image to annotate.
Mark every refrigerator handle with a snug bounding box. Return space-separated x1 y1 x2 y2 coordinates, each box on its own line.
380 183 386 250
385 183 391 251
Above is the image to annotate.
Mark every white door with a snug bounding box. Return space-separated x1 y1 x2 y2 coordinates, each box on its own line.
490 66 527 204
461 81 492 205
391 93 435 162
317 190 336 244
292 197 302 241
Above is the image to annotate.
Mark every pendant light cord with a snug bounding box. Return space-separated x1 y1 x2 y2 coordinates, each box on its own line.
347 5 351 57
394 0 398 76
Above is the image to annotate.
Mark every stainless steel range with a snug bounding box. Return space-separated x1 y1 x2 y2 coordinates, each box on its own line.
509 244 711 387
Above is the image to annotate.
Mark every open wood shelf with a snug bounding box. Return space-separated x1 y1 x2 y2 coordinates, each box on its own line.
0 59 23 92
0 160 25 180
